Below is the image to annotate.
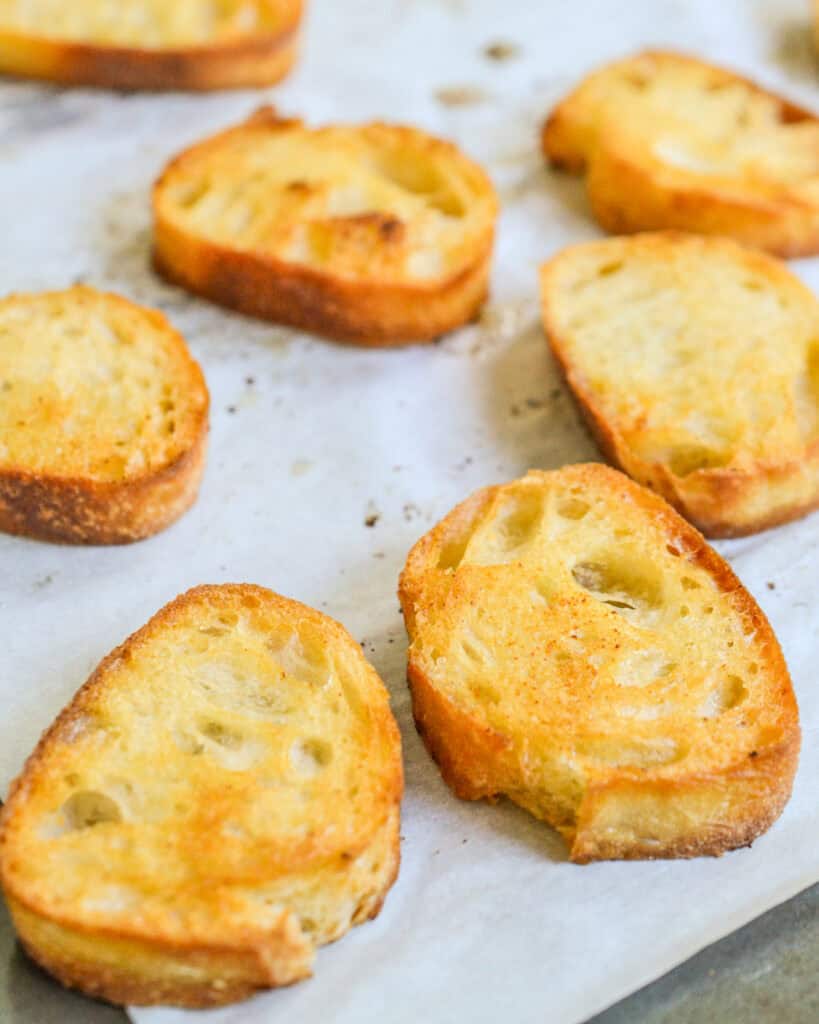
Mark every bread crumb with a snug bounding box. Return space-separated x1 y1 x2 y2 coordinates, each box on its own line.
435 85 487 107
484 41 520 61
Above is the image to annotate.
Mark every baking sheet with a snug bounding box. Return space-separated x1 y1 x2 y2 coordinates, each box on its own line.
1 1 818 1022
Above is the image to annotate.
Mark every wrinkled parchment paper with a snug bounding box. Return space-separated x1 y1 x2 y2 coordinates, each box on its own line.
0 1 817 1021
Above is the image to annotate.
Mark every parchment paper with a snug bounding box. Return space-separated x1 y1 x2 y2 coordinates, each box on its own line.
1 2 817 1022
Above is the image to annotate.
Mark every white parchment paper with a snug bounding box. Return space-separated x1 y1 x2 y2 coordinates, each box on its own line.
1 1 817 1022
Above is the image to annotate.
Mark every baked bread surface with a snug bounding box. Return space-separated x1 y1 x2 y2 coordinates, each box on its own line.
0 584 403 1007
0 286 209 544
540 233 819 537
543 50 819 256
0 0 302 90
153 108 498 345
399 464 799 863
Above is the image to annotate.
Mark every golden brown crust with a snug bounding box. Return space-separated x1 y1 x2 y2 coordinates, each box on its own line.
153 226 492 347
152 109 497 347
0 432 207 545
0 4 302 90
585 141 819 261
542 49 819 256
8 893 312 1008
0 584 403 1006
399 465 800 862
540 233 819 537
0 287 209 545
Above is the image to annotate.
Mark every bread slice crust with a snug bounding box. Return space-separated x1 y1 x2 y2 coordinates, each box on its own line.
0 286 209 545
0 1 302 90
399 465 800 862
0 584 403 1007
542 50 819 257
153 108 498 346
540 233 819 538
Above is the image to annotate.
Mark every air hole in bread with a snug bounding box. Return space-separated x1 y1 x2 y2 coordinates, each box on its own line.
497 491 543 551
271 633 332 688
217 611 240 628
198 719 244 749
461 636 488 664
173 730 205 756
614 650 675 688
571 554 662 623
62 790 122 830
597 261 623 278
620 67 650 90
290 738 333 776
557 497 589 520
668 443 732 477
700 674 747 718
531 578 556 604
579 736 684 767
470 681 500 704
436 506 484 571
371 155 466 217
176 179 211 210
681 576 700 590
794 341 819 439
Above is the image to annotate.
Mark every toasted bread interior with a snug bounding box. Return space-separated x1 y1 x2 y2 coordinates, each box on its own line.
399 465 799 860
0 287 206 484
0 586 402 1004
540 234 819 481
155 112 496 287
545 50 819 199
0 0 298 47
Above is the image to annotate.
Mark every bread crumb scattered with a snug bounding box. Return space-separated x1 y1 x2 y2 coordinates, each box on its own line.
435 85 487 107
484 41 520 61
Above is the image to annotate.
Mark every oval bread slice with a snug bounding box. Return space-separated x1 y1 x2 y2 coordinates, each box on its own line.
0 286 208 545
0 0 302 90
0 584 403 1007
540 233 819 537
542 50 819 256
399 464 799 863
153 107 498 346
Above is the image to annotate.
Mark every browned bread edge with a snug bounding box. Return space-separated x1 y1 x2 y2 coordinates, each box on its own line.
0 5 301 91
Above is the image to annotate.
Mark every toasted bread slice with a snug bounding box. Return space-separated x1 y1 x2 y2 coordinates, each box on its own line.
153 107 498 346
540 233 819 537
0 287 208 545
0 584 403 1007
0 0 302 90
399 464 800 863
542 50 819 257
